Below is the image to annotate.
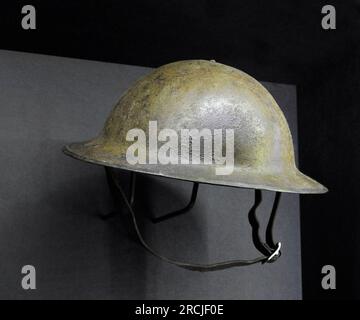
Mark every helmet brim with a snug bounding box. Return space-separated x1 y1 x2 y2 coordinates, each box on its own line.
63 141 328 194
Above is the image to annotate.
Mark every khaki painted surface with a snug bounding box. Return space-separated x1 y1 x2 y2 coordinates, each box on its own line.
64 60 327 193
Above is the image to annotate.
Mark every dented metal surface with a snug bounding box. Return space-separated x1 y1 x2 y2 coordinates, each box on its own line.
63 60 327 194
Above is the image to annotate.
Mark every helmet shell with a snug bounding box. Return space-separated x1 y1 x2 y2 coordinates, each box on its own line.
64 60 327 193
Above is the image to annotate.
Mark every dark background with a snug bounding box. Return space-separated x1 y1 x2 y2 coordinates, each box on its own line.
1 0 359 299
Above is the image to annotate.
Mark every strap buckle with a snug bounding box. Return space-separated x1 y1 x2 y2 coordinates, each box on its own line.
266 242 282 263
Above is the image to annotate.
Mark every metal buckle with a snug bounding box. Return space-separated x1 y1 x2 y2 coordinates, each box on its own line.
266 242 282 263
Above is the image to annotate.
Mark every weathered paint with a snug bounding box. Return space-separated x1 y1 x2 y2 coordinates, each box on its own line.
63 60 327 194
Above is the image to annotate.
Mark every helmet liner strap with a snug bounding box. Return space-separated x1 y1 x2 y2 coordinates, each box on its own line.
106 168 282 272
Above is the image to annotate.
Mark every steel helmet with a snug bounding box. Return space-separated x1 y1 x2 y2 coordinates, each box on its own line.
63 60 327 271
64 60 326 194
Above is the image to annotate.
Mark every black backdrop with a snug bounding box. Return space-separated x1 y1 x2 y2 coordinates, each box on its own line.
1 0 359 299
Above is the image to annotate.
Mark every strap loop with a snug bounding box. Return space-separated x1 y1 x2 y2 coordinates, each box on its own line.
266 242 282 263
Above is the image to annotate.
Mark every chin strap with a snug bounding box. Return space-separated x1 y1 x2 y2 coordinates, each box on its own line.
109 169 282 272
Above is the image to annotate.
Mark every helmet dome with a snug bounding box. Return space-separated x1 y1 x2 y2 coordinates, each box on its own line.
64 60 327 194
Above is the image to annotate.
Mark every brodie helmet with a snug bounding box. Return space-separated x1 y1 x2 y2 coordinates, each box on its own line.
63 60 327 271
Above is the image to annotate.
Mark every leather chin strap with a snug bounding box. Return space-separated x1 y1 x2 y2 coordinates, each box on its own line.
109 169 282 272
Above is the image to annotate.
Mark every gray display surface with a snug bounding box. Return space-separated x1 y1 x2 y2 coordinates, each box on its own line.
0 50 301 299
